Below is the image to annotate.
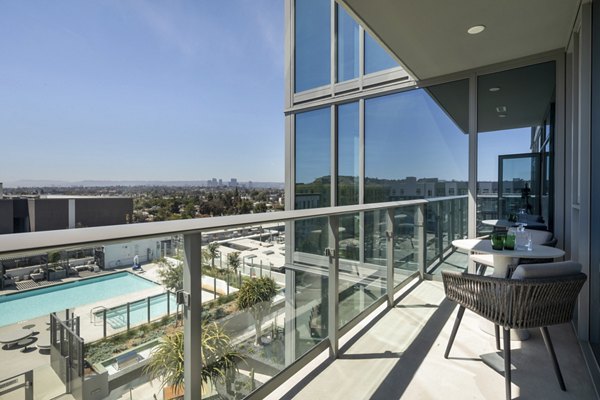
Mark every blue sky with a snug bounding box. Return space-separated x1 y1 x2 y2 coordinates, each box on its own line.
0 0 284 183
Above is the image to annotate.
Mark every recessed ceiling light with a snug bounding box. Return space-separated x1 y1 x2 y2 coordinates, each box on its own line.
498 114 507 118
467 25 486 35
489 87 500 92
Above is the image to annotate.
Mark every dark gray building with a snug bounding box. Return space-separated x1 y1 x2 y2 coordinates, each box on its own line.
0 196 133 234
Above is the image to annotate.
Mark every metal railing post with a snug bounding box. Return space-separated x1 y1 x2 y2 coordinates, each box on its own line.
24 370 33 400
386 208 395 306
327 215 339 358
417 204 426 278
437 202 444 262
166 291 171 316
183 232 203 400
213 276 217 300
126 303 130 331
147 297 151 323
449 200 456 244
103 309 107 338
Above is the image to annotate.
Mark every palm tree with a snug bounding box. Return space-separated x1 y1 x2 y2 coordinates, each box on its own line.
227 252 241 274
205 242 220 268
145 322 240 394
237 277 278 346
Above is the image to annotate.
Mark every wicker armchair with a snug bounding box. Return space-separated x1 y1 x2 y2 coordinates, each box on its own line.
442 263 586 400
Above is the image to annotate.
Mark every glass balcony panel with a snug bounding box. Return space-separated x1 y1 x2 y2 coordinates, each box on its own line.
200 222 304 398
338 209 387 328
425 203 440 271
393 206 419 285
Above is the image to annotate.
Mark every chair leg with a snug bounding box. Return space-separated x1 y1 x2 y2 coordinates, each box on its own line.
495 324 501 350
503 327 512 400
540 326 566 391
444 306 465 359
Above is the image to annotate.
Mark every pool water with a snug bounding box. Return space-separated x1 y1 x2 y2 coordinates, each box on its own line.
0 272 159 327
103 293 177 329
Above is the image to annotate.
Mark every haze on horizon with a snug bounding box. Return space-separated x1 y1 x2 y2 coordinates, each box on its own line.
0 1 284 183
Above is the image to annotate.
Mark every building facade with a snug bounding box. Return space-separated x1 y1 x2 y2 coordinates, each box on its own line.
0 196 133 234
284 0 600 391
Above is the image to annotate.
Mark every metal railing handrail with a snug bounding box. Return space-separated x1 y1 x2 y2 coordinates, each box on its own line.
0 195 467 258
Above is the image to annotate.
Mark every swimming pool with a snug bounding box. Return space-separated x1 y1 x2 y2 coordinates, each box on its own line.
0 272 159 327
103 293 177 329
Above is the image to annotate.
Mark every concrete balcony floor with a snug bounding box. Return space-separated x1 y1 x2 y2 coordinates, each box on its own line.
270 255 597 399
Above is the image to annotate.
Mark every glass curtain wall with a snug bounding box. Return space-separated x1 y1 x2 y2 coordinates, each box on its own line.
295 0 400 92
364 32 398 75
294 0 330 92
295 108 330 255
476 62 556 235
336 5 359 82
364 81 469 204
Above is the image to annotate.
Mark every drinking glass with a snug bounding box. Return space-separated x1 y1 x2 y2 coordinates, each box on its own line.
491 233 505 250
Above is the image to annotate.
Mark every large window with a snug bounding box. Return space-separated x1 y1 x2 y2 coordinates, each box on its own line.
337 102 359 205
364 32 398 75
295 0 331 92
294 0 401 93
295 108 331 209
476 62 555 234
295 108 331 255
364 80 469 204
336 5 359 82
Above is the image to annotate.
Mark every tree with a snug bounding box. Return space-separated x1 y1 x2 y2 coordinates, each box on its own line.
204 242 220 268
158 260 183 292
227 252 240 274
237 277 278 346
253 202 267 214
145 322 240 393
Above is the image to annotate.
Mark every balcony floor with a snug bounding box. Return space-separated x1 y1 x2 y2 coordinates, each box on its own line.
272 276 596 399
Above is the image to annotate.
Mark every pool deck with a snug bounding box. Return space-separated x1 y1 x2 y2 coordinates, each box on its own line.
0 262 219 385
0 264 167 381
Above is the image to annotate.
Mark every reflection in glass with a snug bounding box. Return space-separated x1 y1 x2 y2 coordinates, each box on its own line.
337 5 359 82
477 62 555 234
295 107 331 209
339 210 387 327
295 0 331 92
295 269 328 356
337 102 359 206
393 206 418 285
295 107 330 256
339 213 359 261
364 32 398 75
364 80 469 204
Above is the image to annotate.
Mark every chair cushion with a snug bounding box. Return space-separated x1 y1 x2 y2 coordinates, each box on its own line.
512 261 582 280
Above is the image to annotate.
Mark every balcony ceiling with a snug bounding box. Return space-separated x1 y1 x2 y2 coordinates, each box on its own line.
339 0 580 80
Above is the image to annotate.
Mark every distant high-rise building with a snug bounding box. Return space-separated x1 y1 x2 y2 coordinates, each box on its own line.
229 178 238 187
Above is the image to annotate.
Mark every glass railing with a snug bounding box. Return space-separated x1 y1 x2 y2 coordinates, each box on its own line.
0 195 467 400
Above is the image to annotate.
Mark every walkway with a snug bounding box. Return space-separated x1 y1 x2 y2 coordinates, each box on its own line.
268 279 596 399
